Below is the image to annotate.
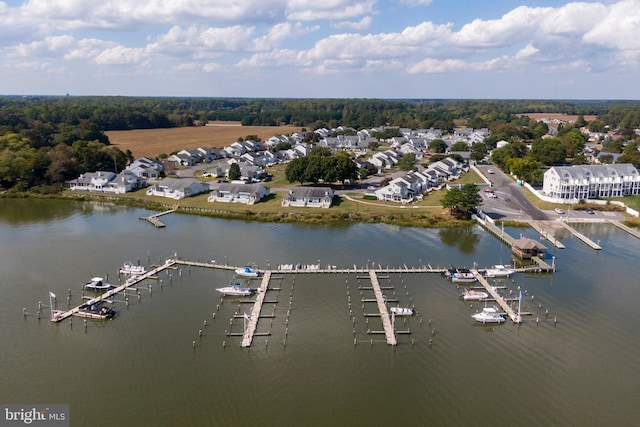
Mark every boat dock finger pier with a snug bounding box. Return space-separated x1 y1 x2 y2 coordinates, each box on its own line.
471 269 521 323
51 259 545 345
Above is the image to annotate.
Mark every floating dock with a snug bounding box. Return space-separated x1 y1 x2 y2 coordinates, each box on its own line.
139 204 179 228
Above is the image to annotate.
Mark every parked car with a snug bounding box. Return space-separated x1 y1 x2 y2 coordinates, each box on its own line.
483 188 494 193
586 208 595 214
554 208 565 214
487 169 495 174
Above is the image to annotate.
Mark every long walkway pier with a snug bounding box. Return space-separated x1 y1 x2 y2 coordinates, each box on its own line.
242 271 272 347
609 220 640 240
369 271 397 346
471 269 521 323
140 204 178 228
51 261 177 322
559 221 602 250
530 220 566 249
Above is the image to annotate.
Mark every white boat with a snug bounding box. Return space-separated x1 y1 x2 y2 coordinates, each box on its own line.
450 270 477 283
119 262 147 276
471 307 505 324
216 282 255 296
235 265 261 277
83 277 113 291
390 306 415 316
460 289 489 301
484 264 515 278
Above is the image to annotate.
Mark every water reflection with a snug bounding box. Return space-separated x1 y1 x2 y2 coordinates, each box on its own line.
438 227 480 253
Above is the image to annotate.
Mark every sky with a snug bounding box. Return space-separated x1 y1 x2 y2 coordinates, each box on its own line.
1 0 639 99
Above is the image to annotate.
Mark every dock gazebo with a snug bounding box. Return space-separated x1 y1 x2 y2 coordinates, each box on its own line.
512 238 547 259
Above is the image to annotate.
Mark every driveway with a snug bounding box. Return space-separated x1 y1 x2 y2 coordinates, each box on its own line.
475 165 548 221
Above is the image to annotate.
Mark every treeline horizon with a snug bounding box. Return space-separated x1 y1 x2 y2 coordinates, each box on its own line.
1 95 640 194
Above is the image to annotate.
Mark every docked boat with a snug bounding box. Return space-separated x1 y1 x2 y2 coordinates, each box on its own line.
484 264 515 278
450 269 477 283
83 277 113 291
235 265 261 277
471 307 505 324
216 282 255 296
460 289 489 301
390 306 415 316
119 262 147 276
79 300 117 319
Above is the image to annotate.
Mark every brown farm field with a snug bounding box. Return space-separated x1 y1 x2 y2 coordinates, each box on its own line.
106 123 303 158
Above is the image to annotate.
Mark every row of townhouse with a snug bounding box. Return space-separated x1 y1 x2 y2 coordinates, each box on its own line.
542 164 640 203
374 158 467 203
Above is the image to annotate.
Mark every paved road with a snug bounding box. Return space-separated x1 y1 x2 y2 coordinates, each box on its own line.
475 165 549 221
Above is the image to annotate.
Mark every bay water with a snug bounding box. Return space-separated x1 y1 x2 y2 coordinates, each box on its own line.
0 199 638 426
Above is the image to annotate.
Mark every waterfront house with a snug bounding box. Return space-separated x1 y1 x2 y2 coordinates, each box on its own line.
146 178 209 200
126 157 163 179
282 187 334 208
542 164 640 203
208 183 270 205
69 171 146 194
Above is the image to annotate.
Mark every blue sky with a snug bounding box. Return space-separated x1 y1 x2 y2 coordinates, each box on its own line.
1 0 639 99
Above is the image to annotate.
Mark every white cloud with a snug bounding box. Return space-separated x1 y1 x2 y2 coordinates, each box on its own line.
94 46 147 65
583 0 640 54
253 22 319 50
286 0 376 21
333 16 373 31
407 58 467 74
515 44 539 60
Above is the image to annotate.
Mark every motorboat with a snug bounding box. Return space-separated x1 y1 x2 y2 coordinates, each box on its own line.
119 262 147 276
216 282 255 296
450 269 477 283
471 307 505 324
79 300 117 319
460 289 489 301
484 264 514 278
83 277 113 291
235 265 261 277
390 306 415 316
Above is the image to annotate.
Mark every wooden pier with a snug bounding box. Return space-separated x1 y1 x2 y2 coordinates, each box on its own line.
559 221 602 250
139 204 179 228
368 270 397 346
51 261 176 322
609 220 640 240
530 220 566 249
471 269 521 323
242 271 271 348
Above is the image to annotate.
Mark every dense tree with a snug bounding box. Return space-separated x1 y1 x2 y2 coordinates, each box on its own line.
441 184 482 219
334 152 359 184
228 163 241 180
284 157 309 184
429 139 448 153
450 141 470 152
506 156 543 185
531 138 567 165
397 153 416 171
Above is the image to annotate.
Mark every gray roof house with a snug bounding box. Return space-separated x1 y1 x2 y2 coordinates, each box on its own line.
208 183 270 205
282 187 334 208
146 178 209 200
542 164 640 202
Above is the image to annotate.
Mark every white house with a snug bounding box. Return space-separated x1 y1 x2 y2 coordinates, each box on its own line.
126 157 163 179
542 164 640 202
69 171 146 194
374 179 414 203
146 178 209 200
208 183 270 205
282 187 334 208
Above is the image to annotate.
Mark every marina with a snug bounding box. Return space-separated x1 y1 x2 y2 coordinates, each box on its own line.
3 199 640 426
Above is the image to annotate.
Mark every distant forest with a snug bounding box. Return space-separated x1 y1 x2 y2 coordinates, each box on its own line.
1 96 640 193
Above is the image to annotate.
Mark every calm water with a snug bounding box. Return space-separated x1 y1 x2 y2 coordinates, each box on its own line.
0 199 639 426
